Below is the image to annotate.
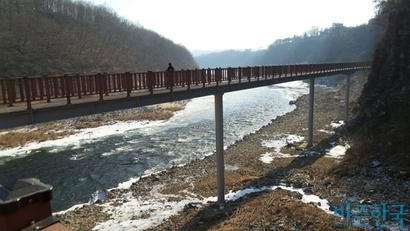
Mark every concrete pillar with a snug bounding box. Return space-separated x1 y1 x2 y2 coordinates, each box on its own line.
308 77 315 147
215 93 225 204
344 74 351 122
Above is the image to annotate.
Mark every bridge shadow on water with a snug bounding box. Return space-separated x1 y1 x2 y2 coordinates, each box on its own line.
173 133 348 231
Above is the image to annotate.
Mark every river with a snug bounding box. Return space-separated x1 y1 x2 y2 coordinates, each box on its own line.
0 81 308 212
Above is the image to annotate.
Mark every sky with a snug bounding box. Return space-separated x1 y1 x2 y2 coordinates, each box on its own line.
89 0 376 52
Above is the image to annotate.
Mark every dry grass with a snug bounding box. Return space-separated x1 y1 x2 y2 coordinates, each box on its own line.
74 121 103 129
207 189 357 231
0 123 75 149
160 103 183 112
154 149 352 231
118 111 174 121
161 169 261 198
154 188 360 231
118 104 182 121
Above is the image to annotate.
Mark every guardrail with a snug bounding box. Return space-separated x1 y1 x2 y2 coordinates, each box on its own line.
0 62 371 110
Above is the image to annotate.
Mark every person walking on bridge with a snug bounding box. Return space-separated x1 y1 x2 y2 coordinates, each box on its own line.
167 63 175 71
166 63 174 89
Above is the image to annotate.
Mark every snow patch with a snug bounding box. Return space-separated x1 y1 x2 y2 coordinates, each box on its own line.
325 144 350 158
260 134 304 163
330 121 344 128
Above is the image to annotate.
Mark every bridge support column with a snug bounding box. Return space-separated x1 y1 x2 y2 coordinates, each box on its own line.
215 93 225 205
308 77 315 147
344 74 351 122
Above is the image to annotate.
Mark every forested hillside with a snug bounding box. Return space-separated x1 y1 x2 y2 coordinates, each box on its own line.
258 23 381 65
0 0 198 77
345 0 410 174
195 23 383 68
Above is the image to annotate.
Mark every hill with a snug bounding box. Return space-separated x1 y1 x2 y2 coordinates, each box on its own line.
257 22 382 65
0 0 198 77
194 23 383 69
339 0 410 177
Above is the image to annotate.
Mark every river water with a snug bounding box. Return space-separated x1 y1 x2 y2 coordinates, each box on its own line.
0 82 308 212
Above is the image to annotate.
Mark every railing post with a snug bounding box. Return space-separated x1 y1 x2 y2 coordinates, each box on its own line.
126 72 132 97
274 66 277 78
159 72 164 87
18 79 24 102
207 68 212 84
186 69 191 90
76 74 82 99
23 76 32 109
97 73 103 100
44 75 51 102
181 70 185 88
264 66 267 80
53 77 58 98
288 65 291 77
104 73 109 95
215 68 221 86
118 74 124 92
38 77 44 100
255 66 259 81
201 68 206 88
64 74 71 105
227 67 232 84
0 77 6 104
60 76 66 97
175 71 180 87
195 68 199 86
147 71 154 95
238 67 242 83
137 73 142 90
5 77 14 107
30 78 37 100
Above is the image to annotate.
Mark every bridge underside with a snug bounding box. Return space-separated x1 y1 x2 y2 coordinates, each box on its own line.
0 70 358 130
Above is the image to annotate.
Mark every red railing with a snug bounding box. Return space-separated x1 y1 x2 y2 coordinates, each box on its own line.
0 62 371 109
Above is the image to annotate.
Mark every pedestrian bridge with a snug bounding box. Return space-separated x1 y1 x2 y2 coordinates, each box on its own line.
0 61 371 204
0 62 370 130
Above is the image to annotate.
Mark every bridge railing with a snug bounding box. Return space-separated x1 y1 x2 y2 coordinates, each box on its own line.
0 62 371 109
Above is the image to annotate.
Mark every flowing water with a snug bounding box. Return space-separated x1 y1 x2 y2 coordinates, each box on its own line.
0 82 308 212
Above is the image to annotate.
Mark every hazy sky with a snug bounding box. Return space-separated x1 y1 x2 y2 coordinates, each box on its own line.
89 0 377 52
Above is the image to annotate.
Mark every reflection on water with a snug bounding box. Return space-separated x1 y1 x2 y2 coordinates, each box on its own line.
0 84 306 211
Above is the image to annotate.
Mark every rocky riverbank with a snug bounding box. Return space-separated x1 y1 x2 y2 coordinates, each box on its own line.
0 101 188 149
56 73 409 230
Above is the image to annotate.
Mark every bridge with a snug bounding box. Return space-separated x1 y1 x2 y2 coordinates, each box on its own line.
0 62 371 204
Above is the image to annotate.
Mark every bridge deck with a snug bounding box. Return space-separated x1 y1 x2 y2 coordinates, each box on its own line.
0 63 370 130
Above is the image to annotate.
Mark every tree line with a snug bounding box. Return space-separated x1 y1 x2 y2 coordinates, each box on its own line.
258 22 383 65
195 22 384 68
0 0 198 77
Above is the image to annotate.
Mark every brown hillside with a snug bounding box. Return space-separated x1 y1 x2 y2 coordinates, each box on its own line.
0 0 198 77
